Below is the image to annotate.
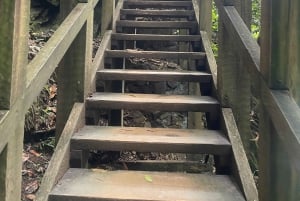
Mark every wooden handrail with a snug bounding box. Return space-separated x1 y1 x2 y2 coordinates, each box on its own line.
25 3 90 109
215 1 300 162
214 0 300 200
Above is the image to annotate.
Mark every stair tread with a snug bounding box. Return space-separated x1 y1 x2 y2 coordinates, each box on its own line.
86 92 219 112
49 168 245 201
71 126 231 154
112 33 201 41
116 20 197 28
105 49 206 60
124 1 193 8
97 69 212 82
120 9 195 17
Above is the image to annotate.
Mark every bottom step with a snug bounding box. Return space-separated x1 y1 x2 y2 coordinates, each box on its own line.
49 168 245 201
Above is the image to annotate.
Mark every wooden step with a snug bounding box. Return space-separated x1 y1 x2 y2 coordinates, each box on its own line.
116 160 212 173
120 9 195 18
116 20 198 29
124 0 193 9
97 69 212 82
86 92 219 112
71 126 231 154
49 169 245 201
105 49 206 60
112 33 201 41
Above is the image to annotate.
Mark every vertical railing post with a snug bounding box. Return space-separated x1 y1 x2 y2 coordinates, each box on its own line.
199 0 212 39
260 0 300 200
217 0 255 170
0 0 30 200
101 0 115 35
56 0 93 140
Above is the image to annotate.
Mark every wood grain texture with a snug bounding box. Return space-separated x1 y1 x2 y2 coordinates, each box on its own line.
222 108 258 201
105 49 206 60
0 0 15 109
0 1 30 201
49 168 245 201
97 69 212 82
86 92 219 112
71 126 231 154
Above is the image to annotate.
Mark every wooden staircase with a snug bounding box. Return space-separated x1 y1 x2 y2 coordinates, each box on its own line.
48 1 254 200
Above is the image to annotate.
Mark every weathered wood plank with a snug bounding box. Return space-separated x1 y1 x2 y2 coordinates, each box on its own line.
25 3 91 111
72 126 231 154
86 92 219 112
49 169 245 201
105 49 206 60
120 9 195 18
261 89 300 167
90 31 112 90
100 0 115 36
112 0 124 32
116 160 211 173
124 0 193 8
222 108 258 201
112 33 201 41
200 31 218 92
56 1 91 140
97 69 212 82
259 1 300 199
0 0 15 109
0 1 30 201
36 103 85 201
192 0 212 39
116 20 198 29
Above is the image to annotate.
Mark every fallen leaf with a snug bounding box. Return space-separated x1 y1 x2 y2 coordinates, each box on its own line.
29 149 41 157
26 194 36 201
22 153 29 163
49 84 57 99
25 180 39 194
144 175 153 182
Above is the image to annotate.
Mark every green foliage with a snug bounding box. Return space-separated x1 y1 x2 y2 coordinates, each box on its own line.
211 0 261 56
211 2 219 57
251 0 261 40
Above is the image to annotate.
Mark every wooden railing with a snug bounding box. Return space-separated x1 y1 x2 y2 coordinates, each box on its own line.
1 0 299 200
0 1 118 200
197 0 300 200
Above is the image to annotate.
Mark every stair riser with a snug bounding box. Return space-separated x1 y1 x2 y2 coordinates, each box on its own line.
87 101 219 112
120 9 195 19
71 140 231 155
97 70 212 83
124 1 193 9
116 21 198 29
111 33 201 42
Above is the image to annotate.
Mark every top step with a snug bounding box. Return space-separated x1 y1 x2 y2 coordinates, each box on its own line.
124 0 193 9
49 168 246 201
120 9 195 19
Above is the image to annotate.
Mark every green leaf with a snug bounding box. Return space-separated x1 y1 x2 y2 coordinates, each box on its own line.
144 175 153 182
